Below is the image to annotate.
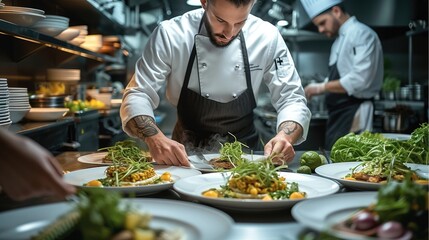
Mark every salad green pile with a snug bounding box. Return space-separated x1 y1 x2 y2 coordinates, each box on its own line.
331 123 428 164
98 139 150 164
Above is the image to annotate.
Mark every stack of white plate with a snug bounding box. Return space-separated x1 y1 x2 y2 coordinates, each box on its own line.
8 87 31 123
0 78 11 128
0 6 45 27
31 15 69 36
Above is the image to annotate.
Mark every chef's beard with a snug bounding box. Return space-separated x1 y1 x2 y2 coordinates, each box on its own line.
204 17 239 48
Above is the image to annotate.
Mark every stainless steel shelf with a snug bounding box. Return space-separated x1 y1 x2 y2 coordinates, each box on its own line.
0 20 120 63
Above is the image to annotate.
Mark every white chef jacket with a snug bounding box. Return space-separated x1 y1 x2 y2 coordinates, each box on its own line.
120 8 311 144
329 16 383 132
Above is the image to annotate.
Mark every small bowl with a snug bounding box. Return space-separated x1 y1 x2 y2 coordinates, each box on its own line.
9 108 30 123
25 108 68 121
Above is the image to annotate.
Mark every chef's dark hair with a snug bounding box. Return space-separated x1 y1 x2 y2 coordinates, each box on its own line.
210 0 256 8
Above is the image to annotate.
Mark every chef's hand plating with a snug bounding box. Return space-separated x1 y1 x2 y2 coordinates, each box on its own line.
264 121 303 164
127 115 190 167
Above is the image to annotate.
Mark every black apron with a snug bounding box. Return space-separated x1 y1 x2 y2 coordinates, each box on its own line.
324 64 367 150
172 19 259 153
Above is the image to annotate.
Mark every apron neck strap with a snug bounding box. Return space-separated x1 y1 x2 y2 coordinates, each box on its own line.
183 15 254 95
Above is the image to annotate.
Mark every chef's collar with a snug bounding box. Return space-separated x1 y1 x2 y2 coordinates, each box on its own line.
339 16 356 36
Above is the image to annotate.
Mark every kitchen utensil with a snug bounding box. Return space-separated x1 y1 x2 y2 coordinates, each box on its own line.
383 112 409 132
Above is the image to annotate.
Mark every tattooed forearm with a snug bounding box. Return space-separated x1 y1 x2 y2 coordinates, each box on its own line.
129 115 159 139
279 121 298 135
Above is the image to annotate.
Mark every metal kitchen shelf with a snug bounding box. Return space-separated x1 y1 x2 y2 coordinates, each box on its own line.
0 20 120 63
49 0 137 35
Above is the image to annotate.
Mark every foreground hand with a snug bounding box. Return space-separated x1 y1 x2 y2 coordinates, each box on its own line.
264 132 296 164
0 130 76 201
304 82 325 100
145 134 190 167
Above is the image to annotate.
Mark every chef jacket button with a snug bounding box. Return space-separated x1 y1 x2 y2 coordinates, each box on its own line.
205 93 210 98
201 63 207 68
232 93 237 98
235 65 240 70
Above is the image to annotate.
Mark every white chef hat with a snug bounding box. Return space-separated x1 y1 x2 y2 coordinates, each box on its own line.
300 0 343 19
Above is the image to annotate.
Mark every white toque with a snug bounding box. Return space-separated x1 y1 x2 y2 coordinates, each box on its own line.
300 0 343 19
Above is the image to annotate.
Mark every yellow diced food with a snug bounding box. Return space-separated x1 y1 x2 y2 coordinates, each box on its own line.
289 192 305 200
202 190 219 198
133 229 155 240
262 195 273 201
86 180 103 187
344 177 356 181
160 172 171 181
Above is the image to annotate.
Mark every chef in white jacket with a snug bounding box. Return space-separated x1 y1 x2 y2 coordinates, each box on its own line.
120 0 311 166
300 0 383 150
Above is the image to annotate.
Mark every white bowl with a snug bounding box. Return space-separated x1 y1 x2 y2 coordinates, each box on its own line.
25 108 68 121
9 109 30 123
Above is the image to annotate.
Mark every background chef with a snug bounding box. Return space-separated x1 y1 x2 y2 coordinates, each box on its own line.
300 0 383 150
120 0 311 166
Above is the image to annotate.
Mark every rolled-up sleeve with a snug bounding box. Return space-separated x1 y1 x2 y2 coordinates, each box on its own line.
120 25 172 137
265 33 311 144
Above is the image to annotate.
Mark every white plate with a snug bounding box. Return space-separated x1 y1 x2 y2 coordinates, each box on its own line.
188 153 267 172
64 165 201 195
25 107 68 121
0 11 45 27
173 172 340 211
77 152 109 165
291 192 377 233
315 162 429 190
0 198 233 240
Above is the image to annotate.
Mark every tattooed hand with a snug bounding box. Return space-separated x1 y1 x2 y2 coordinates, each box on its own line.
127 116 190 166
264 121 303 164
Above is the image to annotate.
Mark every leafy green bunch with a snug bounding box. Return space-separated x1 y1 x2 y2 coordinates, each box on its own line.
331 123 429 164
99 139 150 164
218 134 249 164
229 158 288 188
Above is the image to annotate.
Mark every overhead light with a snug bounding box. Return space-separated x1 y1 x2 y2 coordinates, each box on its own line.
187 0 201 6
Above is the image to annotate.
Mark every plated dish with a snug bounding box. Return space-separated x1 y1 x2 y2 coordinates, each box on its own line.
293 179 428 240
173 172 340 211
64 165 201 195
315 162 429 190
292 192 377 234
77 152 109 165
0 198 233 240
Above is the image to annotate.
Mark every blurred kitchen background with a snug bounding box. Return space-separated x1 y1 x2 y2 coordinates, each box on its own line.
0 0 427 153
